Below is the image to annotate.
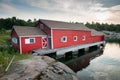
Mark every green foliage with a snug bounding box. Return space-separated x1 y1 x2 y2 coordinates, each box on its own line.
0 28 6 34
0 46 31 76
0 31 31 75
85 22 120 32
104 32 110 35
0 17 37 30
0 30 10 45
106 38 120 43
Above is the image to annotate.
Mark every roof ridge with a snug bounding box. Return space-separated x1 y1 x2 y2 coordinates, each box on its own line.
40 19 84 25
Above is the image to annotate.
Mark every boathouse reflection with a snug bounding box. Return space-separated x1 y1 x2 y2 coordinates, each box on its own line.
59 49 103 72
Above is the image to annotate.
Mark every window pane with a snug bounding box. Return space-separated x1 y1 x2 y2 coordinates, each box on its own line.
82 36 86 41
61 36 67 42
25 38 35 44
74 36 77 41
63 37 66 41
30 39 34 43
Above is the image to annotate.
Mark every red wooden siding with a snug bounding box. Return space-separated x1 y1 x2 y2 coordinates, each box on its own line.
11 29 20 52
21 37 42 53
88 36 104 43
35 21 51 36
52 29 104 49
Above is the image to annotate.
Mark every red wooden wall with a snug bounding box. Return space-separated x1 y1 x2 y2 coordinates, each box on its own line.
11 29 20 52
21 37 42 53
52 29 104 49
35 21 51 36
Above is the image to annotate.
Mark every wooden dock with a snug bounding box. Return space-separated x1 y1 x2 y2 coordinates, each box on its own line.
32 41 105 56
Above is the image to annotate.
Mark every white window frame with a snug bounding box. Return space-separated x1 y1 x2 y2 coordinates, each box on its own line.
73 36 78 41
25 38 35 44
60 36 67 42
12 37 18 44
82 36 86 41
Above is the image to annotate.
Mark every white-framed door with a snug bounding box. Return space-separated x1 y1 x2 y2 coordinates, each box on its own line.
42 37 48 48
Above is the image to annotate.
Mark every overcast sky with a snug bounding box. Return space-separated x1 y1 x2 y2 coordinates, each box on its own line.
0 0 120 24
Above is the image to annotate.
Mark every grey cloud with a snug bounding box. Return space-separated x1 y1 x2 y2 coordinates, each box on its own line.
27 0 101 12
99 0 120 7
0 0 120 24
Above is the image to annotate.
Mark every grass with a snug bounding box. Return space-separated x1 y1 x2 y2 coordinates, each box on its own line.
0 30 31 77
0 47 31 77
0 31 11 45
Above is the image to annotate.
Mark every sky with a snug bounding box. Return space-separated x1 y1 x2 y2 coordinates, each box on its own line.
0 0 120 24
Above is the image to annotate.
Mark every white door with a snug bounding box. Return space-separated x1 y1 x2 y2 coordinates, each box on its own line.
42 37 48 48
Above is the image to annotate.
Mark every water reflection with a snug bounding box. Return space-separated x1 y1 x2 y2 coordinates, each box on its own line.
104 43 120 61
57 43 120 80
76 43 120 80
63 50 103 72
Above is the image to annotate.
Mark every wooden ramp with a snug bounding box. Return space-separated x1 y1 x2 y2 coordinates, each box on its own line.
32 49 56 55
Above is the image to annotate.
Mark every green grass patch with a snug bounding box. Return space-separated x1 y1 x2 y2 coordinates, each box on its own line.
0 30 31 76
0 30 11 45
0 46 31 77
14 53 31 61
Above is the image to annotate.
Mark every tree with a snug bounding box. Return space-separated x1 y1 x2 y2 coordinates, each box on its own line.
34 18 37 22
27 19 32 22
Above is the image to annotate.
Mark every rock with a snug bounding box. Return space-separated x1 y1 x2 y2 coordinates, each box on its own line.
42 56 55 65
58 69 64 74
0 56 80 80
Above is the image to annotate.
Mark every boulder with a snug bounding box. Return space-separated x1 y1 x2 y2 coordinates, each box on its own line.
0 56 80 80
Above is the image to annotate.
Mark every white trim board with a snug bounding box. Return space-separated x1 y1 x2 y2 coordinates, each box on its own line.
51 29 54 49
19 36 22 54
20 35 47 37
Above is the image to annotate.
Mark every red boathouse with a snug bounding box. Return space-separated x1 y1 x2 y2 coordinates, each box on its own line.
11 19 105 54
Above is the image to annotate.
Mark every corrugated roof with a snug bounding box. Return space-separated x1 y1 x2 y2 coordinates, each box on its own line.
13 26 46 36
40 19 104 36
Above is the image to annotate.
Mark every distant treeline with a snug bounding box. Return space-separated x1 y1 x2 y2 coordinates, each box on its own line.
0 17 37 30
0 17 120 32
85 22 120 32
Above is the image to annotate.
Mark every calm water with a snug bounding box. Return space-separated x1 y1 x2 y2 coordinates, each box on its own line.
58 43 120 80
76 43 120 80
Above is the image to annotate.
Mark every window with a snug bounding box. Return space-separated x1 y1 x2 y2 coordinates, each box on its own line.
73 36 77 41
30 38 34 43
25 38 35 44
82 36 86 41
60 36 67 42
12 37 18 44
40 24 44 30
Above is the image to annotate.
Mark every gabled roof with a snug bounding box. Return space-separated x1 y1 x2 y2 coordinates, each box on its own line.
13 26 46 36
40 19 89 30
40 19 104 36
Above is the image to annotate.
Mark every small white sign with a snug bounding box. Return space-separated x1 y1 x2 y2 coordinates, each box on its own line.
25 39 30 44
